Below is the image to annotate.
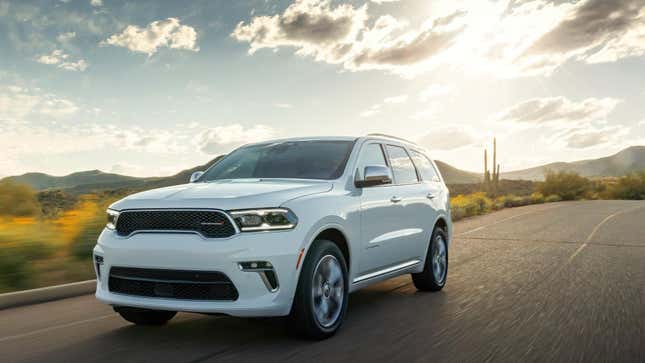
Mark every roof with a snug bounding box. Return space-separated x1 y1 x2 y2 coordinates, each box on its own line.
244 134 419 148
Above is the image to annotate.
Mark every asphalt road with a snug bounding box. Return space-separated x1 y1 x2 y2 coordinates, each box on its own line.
1 200 644 362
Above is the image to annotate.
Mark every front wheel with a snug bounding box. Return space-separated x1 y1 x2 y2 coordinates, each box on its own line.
288 240 348 340
115 307 176 325
412 227 448 291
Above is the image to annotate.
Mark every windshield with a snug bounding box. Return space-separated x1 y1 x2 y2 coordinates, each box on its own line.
200 140 355 181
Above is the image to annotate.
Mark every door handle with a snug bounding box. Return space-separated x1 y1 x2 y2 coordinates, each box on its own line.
390 196 402 203
426 193 435 200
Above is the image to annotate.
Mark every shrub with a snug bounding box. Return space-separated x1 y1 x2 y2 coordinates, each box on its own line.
607 172 645 200
0 182 40 217
70 214 106 259
537 171 590 201
530 192 545 204
544 194 562 203
450 192 493 220
500 195 532 208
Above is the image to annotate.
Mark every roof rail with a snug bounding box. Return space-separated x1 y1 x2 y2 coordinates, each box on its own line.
366 133 418 145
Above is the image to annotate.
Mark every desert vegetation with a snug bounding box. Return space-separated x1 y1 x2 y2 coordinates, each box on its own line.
0 171 644 293
449 171 645 221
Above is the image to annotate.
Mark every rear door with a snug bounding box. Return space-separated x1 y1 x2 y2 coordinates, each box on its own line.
409 149 444 251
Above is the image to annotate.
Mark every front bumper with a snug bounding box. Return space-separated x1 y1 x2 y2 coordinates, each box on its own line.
93 227 304 317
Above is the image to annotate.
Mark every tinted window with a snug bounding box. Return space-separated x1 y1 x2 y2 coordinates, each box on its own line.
356 143 387 179
411 150 439 181
385 145 418 184
201 140 355 181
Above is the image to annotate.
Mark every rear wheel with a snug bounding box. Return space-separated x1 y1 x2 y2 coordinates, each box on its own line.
412 227 448 291
288 240 348 340
115 307 176 325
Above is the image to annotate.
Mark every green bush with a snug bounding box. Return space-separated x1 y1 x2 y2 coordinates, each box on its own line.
545 194 562 203
0 182 40 217
607 172 645 200
530 192 545 204
537 171 590 201
0 249 32 292
70 218 105 259
450 192 493 220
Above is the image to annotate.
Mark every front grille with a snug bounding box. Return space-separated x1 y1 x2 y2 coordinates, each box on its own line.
108 267 239 301
115 210 236 238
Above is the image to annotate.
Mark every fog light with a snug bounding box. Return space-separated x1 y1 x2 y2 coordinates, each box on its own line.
238 261 279 292
94 255 104 280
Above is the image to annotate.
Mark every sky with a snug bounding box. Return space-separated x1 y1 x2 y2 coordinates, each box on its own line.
1 0 644 178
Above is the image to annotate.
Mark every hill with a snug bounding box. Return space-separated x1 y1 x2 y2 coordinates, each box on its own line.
502 146 645 181
1 170 141 191
434 160 481 184
3 146 643 191
1 156 226 194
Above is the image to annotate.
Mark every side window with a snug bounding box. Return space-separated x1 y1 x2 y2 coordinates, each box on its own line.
410 150 440 182
356 143 387 179
385 145 419 184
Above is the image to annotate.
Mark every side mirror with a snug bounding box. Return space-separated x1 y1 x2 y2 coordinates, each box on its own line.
355 165 393 188
189 171 204 183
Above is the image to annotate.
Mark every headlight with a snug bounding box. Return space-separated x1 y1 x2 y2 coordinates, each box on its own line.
106 209 120 230
229 208 297 232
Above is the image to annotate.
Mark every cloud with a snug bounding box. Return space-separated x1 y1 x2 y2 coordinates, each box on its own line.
90 0 102 7
523 0 645 67
233 1 469 76
417 127 477 150
36 50 88 71
359 104 381 118
371 0 400 3
195 124 275 154
274 103 293 108
419 83 454 102
232 0 368 64
410 104 440 121
0 85 79 121
37 50 67 65
57 32 76 42
383 94 408 104
465 0 645 76
557 125 630 149
347 11 466 73
494 97 620 125
102 18 199 55
233 0 645 77
59 59 88 71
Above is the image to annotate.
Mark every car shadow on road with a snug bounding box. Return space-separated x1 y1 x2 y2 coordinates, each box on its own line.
40 276 450 362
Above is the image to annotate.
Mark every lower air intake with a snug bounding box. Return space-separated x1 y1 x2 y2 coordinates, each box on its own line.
108 267 239 301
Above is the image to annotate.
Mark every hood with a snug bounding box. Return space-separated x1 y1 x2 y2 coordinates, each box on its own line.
110 179 333 211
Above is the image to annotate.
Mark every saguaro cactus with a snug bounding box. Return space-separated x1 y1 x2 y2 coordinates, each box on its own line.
483 138 501 192
484 149 490 184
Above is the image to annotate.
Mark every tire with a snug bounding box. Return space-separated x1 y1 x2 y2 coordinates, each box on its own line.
288 240 349 340
412 227 448 292
115 307 176 325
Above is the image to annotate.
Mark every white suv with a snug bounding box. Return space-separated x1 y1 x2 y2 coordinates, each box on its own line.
94 135 451 339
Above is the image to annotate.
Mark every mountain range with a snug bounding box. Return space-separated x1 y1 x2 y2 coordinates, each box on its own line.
2 146 643 191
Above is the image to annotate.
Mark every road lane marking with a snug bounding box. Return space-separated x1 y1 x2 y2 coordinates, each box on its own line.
456 236 645 248
456 211 534 235
455 204 562 236
568 205 645 263
0 314 115 343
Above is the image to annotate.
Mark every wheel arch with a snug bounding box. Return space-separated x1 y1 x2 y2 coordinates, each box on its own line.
309 227 350 274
